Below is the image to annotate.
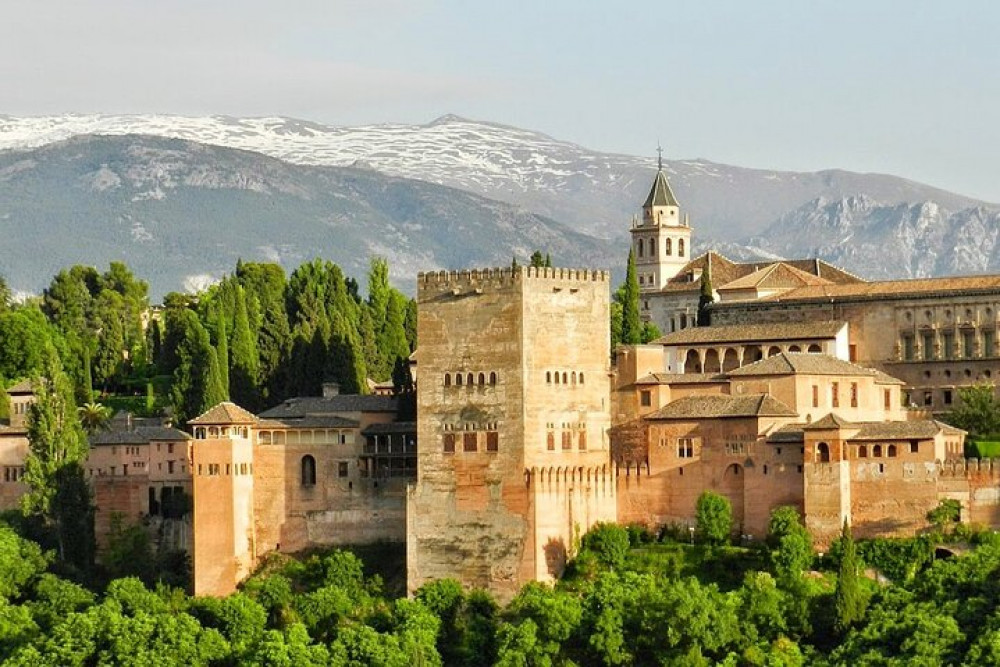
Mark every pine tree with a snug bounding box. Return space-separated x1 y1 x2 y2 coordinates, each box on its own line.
530 251 545 268
621 248 642 345
834 519 866 633
697 261 714 326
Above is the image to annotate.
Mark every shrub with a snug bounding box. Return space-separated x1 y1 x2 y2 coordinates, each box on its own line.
696 492 732 545
580 523 630 569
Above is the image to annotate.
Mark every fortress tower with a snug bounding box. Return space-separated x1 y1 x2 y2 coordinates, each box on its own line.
630 152 692 292
407 266 616 601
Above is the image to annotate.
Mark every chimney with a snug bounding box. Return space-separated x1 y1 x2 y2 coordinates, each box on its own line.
322 382 341 398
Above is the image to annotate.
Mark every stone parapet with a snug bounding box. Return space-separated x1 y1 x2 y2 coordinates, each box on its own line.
418 267 609 295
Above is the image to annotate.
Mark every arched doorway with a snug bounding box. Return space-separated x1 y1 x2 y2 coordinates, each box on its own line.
703 349 721 373
719 463 745 532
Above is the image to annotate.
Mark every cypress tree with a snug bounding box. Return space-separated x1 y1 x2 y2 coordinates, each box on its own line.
621 248 642 345
834 519 866 633
544 253 552 268
171 311 227 424
511 256 519 269
697 261 714 326
214 311 230 399
230 286 259 406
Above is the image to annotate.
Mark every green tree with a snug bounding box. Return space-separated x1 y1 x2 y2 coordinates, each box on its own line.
697 261 714 326
927 498 962 533
529 251 546 268
943 383 1000 436
640 321 661 344
77 402 111 434
212 310 230 399
0 274 10 312
620 248 642 345
171 311 227 424
834 519 867 634
767 506 813 582
230 286 259 407
580 522 631 570
696 491 732 545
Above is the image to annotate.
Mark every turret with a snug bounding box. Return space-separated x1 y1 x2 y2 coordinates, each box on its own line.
630 150 692 291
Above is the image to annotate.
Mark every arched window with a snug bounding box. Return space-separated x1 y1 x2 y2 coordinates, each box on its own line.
873 445 882 458
444 374 451 387
579 373 585 384
562 372 568 384
490 372 498 385
888 444 897 458
554 372 560 385
301 455 316 486
546 371 552 384
807 344 822 353
571 371 577 385
817 442 830 463
649 238 656 257
637 241 644 258
456 373 463 386
478 372 486 386
467 373 474 386
858 445 867 458
665 238 672 255
678 239 685 257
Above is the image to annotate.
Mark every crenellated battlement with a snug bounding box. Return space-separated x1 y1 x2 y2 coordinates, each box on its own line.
938 458 1000 478
417 266 609 296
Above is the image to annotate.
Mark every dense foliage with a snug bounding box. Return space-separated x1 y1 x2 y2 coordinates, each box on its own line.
3 511 1000 666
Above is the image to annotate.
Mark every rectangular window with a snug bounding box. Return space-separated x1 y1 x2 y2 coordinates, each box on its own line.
168 443 174 454
943 389 953 405
922 332 934 361
561 432 572 450
486 431 499 452
812 385 819 408
985 330 996 357
831 382 840 408
640 390 652 407
547 432 555 451
942 331 955 359
923 390 933 407
443 433 455 454
910 441 919 454
884 388 892 410
338 461 349 477
963 330 975 358
850 382 858 408
578 431 587 451
677 438 694 458
463 432 478 452
167 460 175 474
903 335 914 361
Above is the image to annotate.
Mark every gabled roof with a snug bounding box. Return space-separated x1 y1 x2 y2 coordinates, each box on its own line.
653 321 844 346
659 253 864 294
803 413 856 430
646 394 798 420
719 262 834 292
258 394 398 419
852 420 964 440
727 352 893 379
6 379 34 395
643 169 680 208
188 401 259 426
734 274 1000 305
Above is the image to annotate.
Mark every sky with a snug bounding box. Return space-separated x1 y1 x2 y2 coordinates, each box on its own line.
2 0 999 201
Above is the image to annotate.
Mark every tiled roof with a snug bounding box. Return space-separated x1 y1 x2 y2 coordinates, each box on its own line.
258 394 399 419
727 352 892 379
646 394 798 420
719 262 834 291
361 421 417 436
653 321 844 346
659 253 864 294
803 413 855 430
635 372 728 385
643 169 680 208
188 401 259 425
767 425 806 443
258 416 359 429
0 424 27 436
736 274 1000 304
90 425 191 446
872 370 906 386
852 420 962 440
6 379 34 394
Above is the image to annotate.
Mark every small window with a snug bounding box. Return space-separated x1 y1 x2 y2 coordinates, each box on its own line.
640 390 652 407
858 445 867 458
562 372 568 384
467 373 474 386
579 373 585 384
554 373 560 385
831 382 840 408
490 372 497 385
677 438 694 458
910 441 919 454
443 433 456 454
301 455 316 486
763 465 768 475
463 432 477 452
486 431 499 452
817 442 830 463
850 383 858 408
456 374 463 387
678 239 685 257
923 391 933 407
888 444 897 458
338 461 348 477
665 238 672 255
478 372 486 386
873 445 882 458
578 431 587 450
943 389 953 405
561 432 572 450
547 432 555 451
884 388 892 410
776 447 782 455
167 460 175 474
812 385 819 408
444 374 451 387
797 465 803 473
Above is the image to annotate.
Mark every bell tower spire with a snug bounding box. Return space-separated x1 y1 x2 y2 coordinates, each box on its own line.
629 148 693 293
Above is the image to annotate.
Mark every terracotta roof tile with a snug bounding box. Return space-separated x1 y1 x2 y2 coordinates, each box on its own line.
6 379 34 394
646 394 798 420
653 322 844 346
635 372 728 385
719 262 834 291
737 274 1000 304
188 401 259 425
728 352 893 379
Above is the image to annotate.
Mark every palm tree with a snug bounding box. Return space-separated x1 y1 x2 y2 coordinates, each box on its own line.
78 402 111 434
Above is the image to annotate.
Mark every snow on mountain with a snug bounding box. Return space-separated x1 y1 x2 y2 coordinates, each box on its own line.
0 114 990 247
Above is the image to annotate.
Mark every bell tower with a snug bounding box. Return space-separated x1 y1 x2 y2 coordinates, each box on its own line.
629 148 692 291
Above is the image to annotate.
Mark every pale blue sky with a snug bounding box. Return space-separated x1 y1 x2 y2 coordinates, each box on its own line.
3 1 998 201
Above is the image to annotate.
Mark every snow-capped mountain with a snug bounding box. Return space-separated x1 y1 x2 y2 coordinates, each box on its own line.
0 114 991 246
750 196 1000 280
0 134 613 298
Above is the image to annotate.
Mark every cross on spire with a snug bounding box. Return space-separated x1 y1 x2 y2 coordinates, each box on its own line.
656 143 663 171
